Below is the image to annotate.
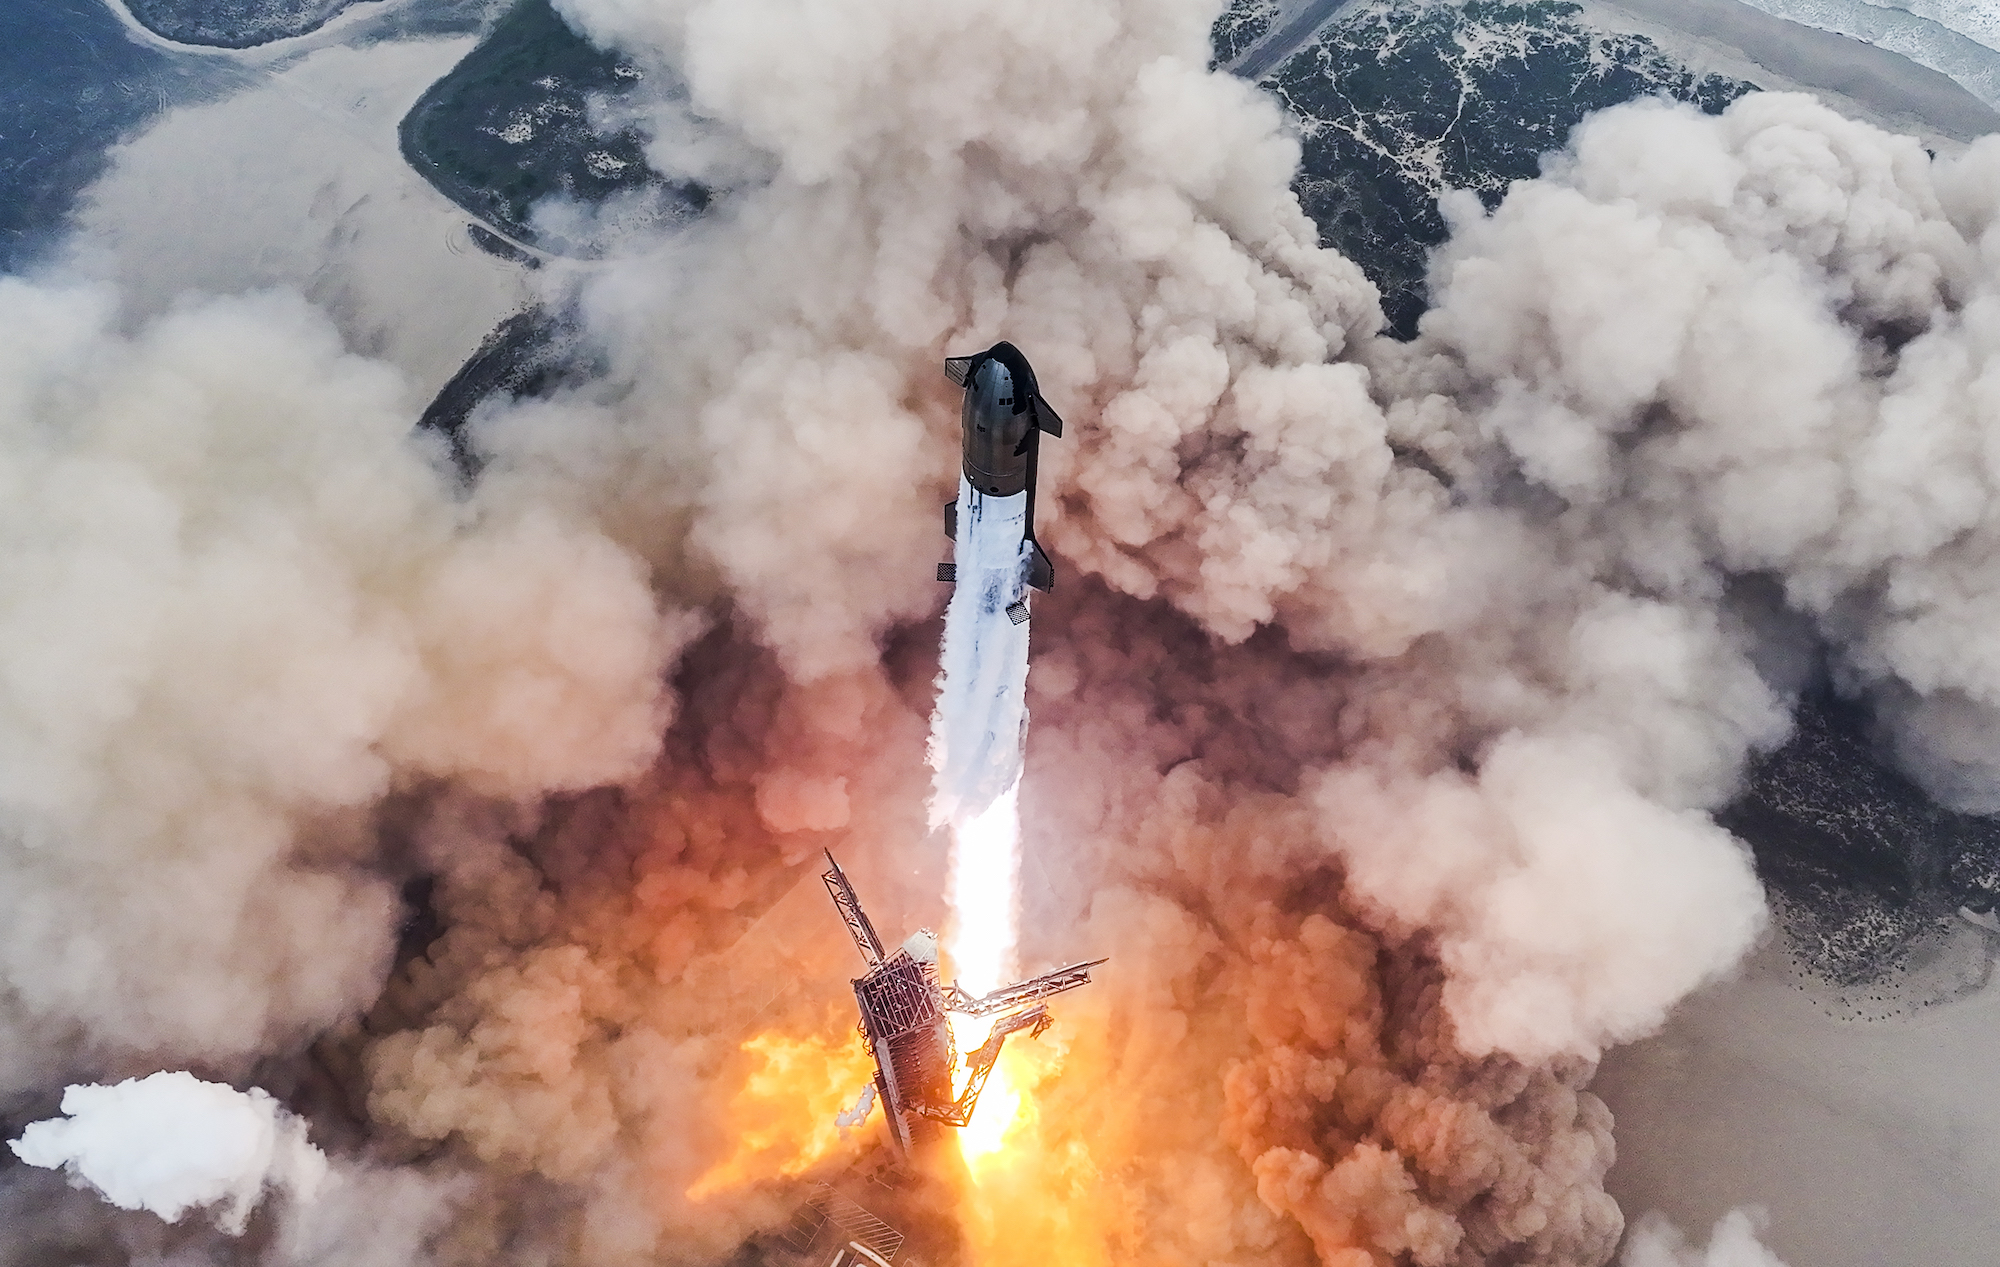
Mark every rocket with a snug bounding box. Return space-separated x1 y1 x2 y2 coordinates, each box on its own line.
939 341 1063 594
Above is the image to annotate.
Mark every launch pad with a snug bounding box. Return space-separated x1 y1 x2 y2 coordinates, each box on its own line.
822 853 1102 1157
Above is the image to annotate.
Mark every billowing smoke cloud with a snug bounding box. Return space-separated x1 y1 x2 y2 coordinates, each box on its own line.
0 276 693 1099
10 1072 326 1234
1384 93 2000 813
5 0 2000 1265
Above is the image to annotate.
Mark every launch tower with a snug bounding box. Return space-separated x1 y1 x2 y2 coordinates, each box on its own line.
821 853 1101 1157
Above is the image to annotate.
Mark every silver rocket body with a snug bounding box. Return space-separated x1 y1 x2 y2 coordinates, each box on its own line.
939 341 1062 594
962 357 1033 497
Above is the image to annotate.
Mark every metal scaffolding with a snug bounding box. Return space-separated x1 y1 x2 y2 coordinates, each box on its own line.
821 852 1104 1157
823 851 885 966
943 959 1106 1016
778 1183 906 1267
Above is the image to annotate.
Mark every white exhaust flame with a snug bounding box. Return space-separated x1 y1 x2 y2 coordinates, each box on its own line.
947 781 1022 996
930 472 1037 1160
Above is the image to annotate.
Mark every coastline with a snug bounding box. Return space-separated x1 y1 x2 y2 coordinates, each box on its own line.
96 0 421 63
1597 0 2000 141
1729 0 2000 108
1596 940 2000 1267
1227 0 1998 143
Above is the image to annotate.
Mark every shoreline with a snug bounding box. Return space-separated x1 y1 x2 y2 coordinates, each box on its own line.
1599 0 2000 141
1227 0 1998 142
1729 0 2000 108
97 0 423 63
1597 940 2000 1267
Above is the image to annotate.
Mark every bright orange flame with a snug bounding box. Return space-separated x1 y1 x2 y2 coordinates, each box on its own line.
941 786 1123 1264
685 1027 876 1200
947 1029 1117 1267
956 1037 1027 1167
943 1012 1029 1166
946 781 1116 1262
946 1012 993 1099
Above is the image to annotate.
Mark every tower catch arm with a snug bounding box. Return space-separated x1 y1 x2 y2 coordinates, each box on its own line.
822 851 886 967
944 959 1105 1016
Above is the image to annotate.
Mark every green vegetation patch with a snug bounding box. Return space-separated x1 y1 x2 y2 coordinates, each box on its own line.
399 0 708 255
1269 0 1751 336
1722 691 2000 994
122 0 359 48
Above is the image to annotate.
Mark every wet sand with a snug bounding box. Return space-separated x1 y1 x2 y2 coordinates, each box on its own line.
1595 937 2000 1263
1595 0 2000 140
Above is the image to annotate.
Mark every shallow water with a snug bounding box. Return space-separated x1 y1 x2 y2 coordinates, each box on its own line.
0 0 251 272
1596 939 2000 1266
1730 0 2000 107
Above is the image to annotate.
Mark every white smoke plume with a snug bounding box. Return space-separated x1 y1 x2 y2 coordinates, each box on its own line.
9 1072 326 1234
508 0 1776 1070
3 0 1999 1265
929 477 1034 827
834 1081 876 1131
1622 1210 1790 1267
